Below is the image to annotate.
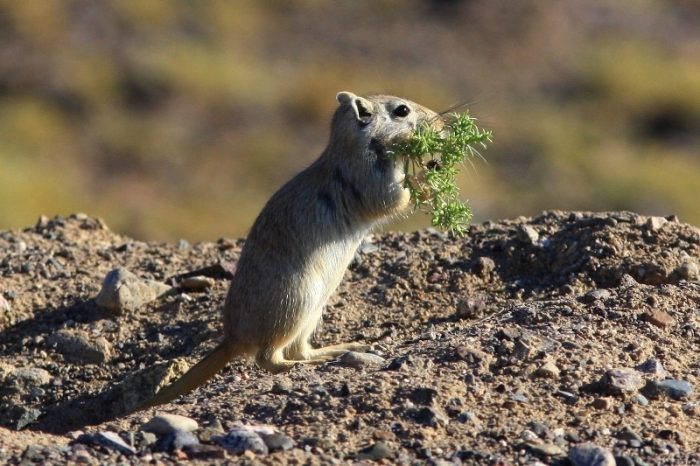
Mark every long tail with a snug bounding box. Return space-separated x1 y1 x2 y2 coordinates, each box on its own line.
136 341 238 411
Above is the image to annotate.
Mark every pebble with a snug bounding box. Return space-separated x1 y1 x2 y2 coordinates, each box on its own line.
474 256 496 277
337 351 385 368
80 431 136 456
642 379 693 400
455 345 490 366
555 390 578 404
47 329 112 364
526 442 565 457
568 442 615 466
645 216 667 232
14 407 42 430
641 309 675 328
260 432 295 452
0 294 10 312
517 224 540 244
582 289 611 303
9 367 52 389
632 394 650 406
95 267 171 313
179 275 215 292
183 444 227 460
677 261 699 280
527 421 550 439
592 398 611 410
535 361 560 378
357 442 394 461
141 413 199 435
408 407 449 427
456 297 486 319
154 430 199 452
597 367 644 394
635 357 669 379
215 426 269 455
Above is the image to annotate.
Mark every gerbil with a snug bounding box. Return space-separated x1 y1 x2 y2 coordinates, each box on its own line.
138 91 444 409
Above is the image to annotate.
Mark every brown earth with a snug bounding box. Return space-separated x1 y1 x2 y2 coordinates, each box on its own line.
0 211 699 465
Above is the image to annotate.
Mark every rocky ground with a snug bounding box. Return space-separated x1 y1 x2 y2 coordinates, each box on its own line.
0 211 699 465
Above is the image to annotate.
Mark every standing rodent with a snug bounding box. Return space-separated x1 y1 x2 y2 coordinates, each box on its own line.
138 91 444 409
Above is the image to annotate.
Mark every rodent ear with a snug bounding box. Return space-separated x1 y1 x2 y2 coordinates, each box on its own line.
336 91 373 125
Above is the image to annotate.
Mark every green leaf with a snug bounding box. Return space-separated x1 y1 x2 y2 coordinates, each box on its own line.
392 112 491 236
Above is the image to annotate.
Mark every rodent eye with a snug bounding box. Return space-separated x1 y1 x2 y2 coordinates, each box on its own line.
393 104 410 118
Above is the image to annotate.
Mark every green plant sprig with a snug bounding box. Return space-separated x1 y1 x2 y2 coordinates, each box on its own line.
392 113 492 236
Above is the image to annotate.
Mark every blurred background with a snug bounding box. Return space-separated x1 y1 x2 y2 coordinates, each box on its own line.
0 0 698 241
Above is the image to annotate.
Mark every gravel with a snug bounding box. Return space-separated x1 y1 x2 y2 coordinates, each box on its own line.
0 211 699 464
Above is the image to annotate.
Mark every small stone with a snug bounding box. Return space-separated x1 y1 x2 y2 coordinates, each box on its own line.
526 442 565 457
597 368 644 394
47 329 112 364
22 445 46 462
512 338 534 361
535 361 560 378
179 276 215 292
517 224 540 244
154 430 199 452
15 407 42 430
618 274 638 288
555 390 578 404
183 444 226 460
511 306 538 324
91 431 136 455
357 442 393 461
645 216 667 232
215 426 269 455
456 411 480 425
455 345 490 366
176 239 190 250
527 421 550 439
408 406 449 427
96 268 171 314
582 289 611 303
372 429 395 441
568 442 615 466
337 351 385 369
641 309 675 328
616 426 642 444
677 261 699 280
474 256 496 277
642 379 693 400
141 413 199 435
9 367 52 389
520 430 539 442
261 432 295 452
592 398 611 410
0 294 10 312
635 357 669 379
456 297 487 319
140 432 157 446
270 379 292 394
631 394 649 406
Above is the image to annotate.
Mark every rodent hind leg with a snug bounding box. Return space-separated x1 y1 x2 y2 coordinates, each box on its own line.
256 345 332 374
287 340 370 360
307 341 371 358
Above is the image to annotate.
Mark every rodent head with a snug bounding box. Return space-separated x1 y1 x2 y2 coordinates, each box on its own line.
333 91 444 149
324 91 444 220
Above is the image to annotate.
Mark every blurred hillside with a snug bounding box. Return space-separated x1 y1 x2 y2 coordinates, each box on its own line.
0 0 698 241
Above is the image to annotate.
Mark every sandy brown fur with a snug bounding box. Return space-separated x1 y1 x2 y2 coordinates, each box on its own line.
137 91 443 409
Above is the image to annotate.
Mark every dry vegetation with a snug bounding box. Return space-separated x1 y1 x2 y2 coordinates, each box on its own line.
0 0 698 241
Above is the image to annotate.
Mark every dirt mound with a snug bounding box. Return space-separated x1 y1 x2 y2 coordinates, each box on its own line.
0 212 699 464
